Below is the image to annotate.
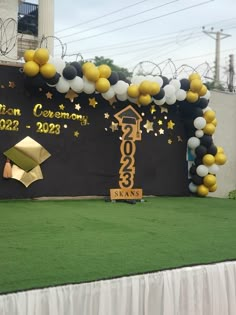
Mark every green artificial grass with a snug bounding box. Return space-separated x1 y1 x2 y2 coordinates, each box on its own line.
0 196 235 294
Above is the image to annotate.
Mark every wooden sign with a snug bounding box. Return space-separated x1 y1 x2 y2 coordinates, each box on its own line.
110 105 143 200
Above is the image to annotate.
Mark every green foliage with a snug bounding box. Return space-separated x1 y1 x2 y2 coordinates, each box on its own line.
93 56 132 78
228 190 236 199
205 81 225 91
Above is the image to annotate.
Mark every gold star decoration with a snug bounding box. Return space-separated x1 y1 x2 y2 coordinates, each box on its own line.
59 104 65 110
108 96 117 106
159 128 164 135
9 81 16 88
177 136 183 142
46 91 53 99
158 120 163 125
150 105 156 114
143 120 154 133
65 89 78 102
160 106 168 113
89 97 98 108
167 120 175 129
74 131 80 137
104 113 110 119
168 139 173 144
110 121 119 132
75 103 81 111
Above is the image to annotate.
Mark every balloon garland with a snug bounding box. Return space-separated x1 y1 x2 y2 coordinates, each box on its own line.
22 48 227 197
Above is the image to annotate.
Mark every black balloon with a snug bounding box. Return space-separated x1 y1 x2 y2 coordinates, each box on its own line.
207 144 217 156
192 174 203 185
46 72 60 85
31 73 46 88
197 98 209 109
108 71 119 85
160 75 169 87
195 145 207 158
189 165 197 175
194 157 203 166
190 107 203 119
200 135 213 147
62 65 77 80
153 88 165 100
70 61 83 77
117 71 126 81
180 78 190 91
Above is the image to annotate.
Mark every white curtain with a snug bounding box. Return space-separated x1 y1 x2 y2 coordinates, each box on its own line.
0 261 236 315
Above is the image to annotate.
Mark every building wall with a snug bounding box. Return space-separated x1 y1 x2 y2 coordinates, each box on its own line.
209 91 236 198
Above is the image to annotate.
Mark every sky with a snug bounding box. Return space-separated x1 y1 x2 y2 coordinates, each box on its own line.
33 0 236 81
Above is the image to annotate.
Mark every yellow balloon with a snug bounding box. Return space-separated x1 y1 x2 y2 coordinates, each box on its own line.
23 60 40 77
40 63 56 79
209 184 217 192
33 48 49 65
197 184 209 197
198 84 207 96
95 78 110 93
217 146 224 153
203 110 216 123
127 85 140 98
190 79 203 93
203 174 216 187
85 66 100 82
215 153 227 165
202 123 215 135
23 49 35 62
189 73 201 81
139 80 151 94
186 91 199 103
82 62 95 74
149 82 160 96
138 94 152 106
202 154 215 166
98 64 112 78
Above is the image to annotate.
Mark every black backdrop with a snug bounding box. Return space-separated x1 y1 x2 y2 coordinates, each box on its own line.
0 65 189 199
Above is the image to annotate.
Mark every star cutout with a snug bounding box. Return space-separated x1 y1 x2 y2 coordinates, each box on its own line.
108 96 117 106
177 136 183 142
168 139 173 144
110 121 119 132
159 128 164 135
75 103 81 111
160 106 168 113
167 120 175 129
65 89 78 102
59 104 65 110
143 120 154 133
104 113 110 119
46 92 53 99
158 120 163 125
89 97 98 108
9 81 16 88
150 105 156 114
74 131 80 137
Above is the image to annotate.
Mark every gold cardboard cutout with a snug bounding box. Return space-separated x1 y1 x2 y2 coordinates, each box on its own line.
11 164 43 187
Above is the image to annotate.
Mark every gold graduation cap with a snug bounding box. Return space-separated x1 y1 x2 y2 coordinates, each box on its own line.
3 136 51 187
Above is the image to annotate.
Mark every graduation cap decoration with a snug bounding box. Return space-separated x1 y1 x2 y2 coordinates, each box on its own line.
3 136 51 187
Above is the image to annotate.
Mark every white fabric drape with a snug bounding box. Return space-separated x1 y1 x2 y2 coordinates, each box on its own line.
0 261 236 315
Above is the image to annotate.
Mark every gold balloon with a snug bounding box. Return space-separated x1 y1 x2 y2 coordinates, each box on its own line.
203 174 216 187
190 79 203 93
23 60 40 77
203 110 216 123
198 84 207 96
202 154 215 166
40 63 56 79
138 94 152 106
23 49 35 62
203 123 215 135
127 85 140 98
189 73 201 81
139 80 151 94
149 82 160 95
33 48 49 65
186 91 199 103
217 146 224 153
212 118 217 126
95 78 110 93
98 64 112 78
215 153 227 165
209 184 217 192
85 66 100 82
197 184 209 197
82 62 95 74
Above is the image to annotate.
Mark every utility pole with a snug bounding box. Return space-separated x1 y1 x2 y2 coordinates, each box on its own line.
228 54 235 92
202 27 231 87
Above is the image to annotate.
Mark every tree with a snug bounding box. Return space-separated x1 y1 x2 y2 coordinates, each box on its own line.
93 56 132 79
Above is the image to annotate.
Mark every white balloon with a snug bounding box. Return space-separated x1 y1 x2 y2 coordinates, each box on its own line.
117 92 128 101
189 182 197 193
51 57 66 75
176 89 186 101
170 79 181 91
127 96 137 104
131 75 145 85
164 84 176 97
113 80 129 95
208 164 219 175
193 117 206 129
83 80 95 94
201 90 211 100
101 87 115 100
153 97 166 106
165 95 176 105
153 76 163 87
195 129 204 138
203 106 212 113
145 75 154 82
187 137 200 149
196 164 209 177
69 76 84 93
55 77 70 93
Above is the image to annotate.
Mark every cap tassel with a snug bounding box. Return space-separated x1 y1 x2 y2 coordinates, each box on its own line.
3 158 12 179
